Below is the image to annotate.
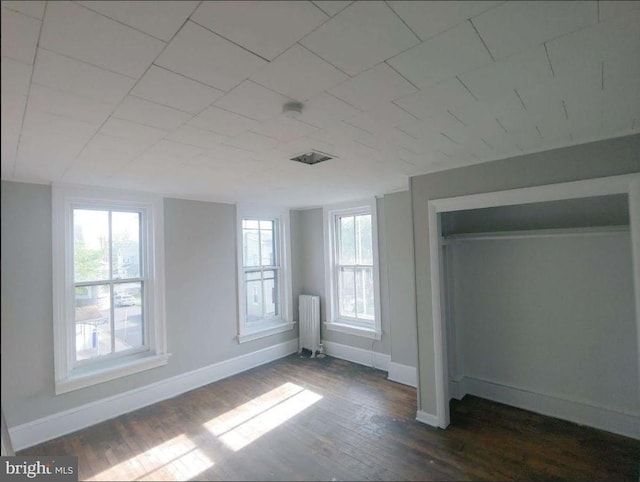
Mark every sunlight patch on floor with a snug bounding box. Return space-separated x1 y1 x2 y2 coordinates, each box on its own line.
88 433 214 481
203 382 323 451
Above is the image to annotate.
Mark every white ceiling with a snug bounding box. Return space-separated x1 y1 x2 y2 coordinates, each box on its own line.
1 0 638 208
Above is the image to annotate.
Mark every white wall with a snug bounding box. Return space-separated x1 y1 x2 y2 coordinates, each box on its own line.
0 182 297 430
446 232 638 425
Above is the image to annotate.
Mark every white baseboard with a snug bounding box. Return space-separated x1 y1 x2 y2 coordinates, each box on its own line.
416 410 440 427
9 339 298 451
387 362 417 387
323 340 390 371
453 376 640 440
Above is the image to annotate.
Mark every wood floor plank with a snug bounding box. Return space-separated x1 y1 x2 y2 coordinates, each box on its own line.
19 354 640 481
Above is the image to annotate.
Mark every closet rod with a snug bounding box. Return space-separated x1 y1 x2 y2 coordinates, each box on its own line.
442 225 630 244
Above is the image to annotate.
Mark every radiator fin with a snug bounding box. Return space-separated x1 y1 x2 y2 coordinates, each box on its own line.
299 295 320 357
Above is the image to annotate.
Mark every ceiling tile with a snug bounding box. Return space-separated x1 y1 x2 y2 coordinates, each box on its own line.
32 49 137 104
113 96 193 130
394 77 476 119
191 1 328 61
1 1 45 19
166 125 225 150
224 131 280 153
297 92 362 128
1 126 20 174
76 1 198 41
599 0 640 22
387 21 493 89
546 9 640 78
312 1 352 17
252 116 318 142
79 133 152 165
100 117 169 144
1 57 32 96
1 90 27 128
251 45 348 101
328 63 417 111
459 46 553 101
22 108 99 140
16 130 87 180
40 2 165 78
300 1 419 76
345 102 418 135
138 139 206 165
130 65 224 114
155 21 267 91
215 80 291 122
1 7 40 64
27 84 115 125
604 52 640 100
388 1 502 40
472 1 597 60
188 106 260 136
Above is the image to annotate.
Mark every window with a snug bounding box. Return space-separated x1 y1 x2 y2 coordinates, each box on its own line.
237 208 294 343
324 200 381 339
53 185 168 394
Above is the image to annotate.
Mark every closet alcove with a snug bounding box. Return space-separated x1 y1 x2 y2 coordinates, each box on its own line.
439 194 638 435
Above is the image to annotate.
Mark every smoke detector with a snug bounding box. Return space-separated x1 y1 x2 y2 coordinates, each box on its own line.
282 101 303 119
290 151 334 165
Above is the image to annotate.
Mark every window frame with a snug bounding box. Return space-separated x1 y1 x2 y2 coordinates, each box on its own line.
324 199 382 340
53 184 168 394
236 206 294 343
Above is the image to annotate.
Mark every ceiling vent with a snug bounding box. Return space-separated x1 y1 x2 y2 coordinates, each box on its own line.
290 151 334 165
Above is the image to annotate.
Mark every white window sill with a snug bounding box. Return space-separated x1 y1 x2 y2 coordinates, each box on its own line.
325 321 381 340
55 353 171 395
238 321 296 343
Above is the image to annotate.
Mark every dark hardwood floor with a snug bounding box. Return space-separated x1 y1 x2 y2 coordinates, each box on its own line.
20 354 640 481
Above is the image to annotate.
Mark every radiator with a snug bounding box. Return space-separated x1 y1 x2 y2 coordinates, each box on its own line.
299 295 320 357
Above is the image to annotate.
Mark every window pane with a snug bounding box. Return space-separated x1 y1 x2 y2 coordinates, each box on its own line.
261 225 274 266
356 214 373 265
74 209 109 282
112 211 141 279
338 216 355 264
356 267 375 321
75 284 111 361
243 225 260 267
338 267 355 318
263 270 278 317
243 219 259 229
259 220 272 230
246 279 263 322
114 282 143 352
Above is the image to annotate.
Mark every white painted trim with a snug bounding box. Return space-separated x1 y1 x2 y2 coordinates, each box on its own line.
9 339 298 451
237 321 296 343
236 206 293 341
323 199 382 337
427 173 640 431
387 362 417 387
56 354 170 395
428 202 448 429
324 322 381 340
323 340 390 371
52 183 167 394
443 225 630 243
416 410 440 427
451 376 640 440
430 174 637 213
630 177 640 386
